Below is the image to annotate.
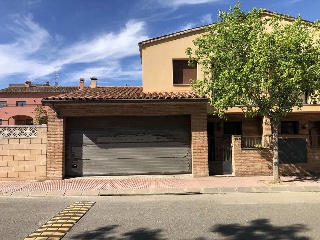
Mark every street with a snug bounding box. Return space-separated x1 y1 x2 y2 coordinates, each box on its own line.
1 192 319 240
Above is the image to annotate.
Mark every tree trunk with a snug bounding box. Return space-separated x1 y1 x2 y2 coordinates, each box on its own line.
271 121 281 183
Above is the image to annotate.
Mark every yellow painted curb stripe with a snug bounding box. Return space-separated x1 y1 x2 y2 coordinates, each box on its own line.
24 201 95 240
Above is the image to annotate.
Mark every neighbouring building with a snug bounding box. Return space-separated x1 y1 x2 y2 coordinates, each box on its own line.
41 10 320 180
0 81 79 125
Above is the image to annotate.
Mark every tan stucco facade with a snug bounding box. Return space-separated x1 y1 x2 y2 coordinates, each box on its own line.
140 30 207 93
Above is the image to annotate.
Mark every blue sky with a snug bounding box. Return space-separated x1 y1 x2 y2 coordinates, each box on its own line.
0 0 318 88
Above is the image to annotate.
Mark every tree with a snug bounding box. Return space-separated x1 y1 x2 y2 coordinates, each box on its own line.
33 105 48 125
186 2 320 182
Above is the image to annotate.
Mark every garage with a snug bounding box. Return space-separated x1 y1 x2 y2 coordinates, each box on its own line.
65 115 191 177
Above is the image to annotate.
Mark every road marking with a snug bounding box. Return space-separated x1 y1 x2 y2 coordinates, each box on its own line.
24 201 95 240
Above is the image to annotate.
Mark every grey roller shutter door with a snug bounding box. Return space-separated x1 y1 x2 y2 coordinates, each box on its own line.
65 116 191 176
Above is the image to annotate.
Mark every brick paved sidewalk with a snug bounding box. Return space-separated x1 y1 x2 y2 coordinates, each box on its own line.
0 175 320 197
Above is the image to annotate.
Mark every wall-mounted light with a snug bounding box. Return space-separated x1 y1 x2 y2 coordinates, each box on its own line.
302 122 308 129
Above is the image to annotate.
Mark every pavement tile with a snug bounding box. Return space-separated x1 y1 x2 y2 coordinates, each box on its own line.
2 176 320 197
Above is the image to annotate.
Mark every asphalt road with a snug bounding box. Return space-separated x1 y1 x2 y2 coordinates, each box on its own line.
1 192 320 240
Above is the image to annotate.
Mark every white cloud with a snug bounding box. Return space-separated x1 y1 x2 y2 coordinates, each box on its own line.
58 20 147 65
179 13 213 31
159 0 220 7
63 61 142 86
0 14 52 78
0 14 148 84
200 14 213 24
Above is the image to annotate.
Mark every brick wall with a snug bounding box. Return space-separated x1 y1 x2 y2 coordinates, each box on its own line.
46 101 209 179
0 125 47 180
232 136 320 176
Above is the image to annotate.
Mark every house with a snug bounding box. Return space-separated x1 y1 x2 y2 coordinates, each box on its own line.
0 81 79 125
42 10 320 180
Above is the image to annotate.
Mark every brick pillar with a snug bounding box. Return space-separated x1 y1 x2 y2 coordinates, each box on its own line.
232 135 242 176
46 106 65 180
191 103 209 177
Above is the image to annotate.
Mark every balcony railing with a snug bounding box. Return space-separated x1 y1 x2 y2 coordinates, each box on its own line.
241 135 272 149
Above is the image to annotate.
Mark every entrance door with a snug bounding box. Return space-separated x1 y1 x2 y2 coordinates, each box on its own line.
207 122 233 175
208 136 232 175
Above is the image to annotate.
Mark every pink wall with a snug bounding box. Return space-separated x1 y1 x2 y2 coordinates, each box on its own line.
0 93 60 125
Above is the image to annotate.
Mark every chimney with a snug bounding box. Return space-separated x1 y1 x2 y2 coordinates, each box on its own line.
80 78 85 90
45 80 50 86
90 77 97 88
25 80 31 88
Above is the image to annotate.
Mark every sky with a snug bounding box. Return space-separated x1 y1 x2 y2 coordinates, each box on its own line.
0 0 319 88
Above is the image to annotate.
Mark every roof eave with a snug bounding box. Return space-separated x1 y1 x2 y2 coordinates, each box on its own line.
42 98 208 106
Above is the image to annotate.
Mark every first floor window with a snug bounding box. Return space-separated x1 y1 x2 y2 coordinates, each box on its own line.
16 101 26 106
0 101 7 108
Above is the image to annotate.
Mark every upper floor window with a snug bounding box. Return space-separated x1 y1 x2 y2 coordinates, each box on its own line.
173 60 197 85
16 101 26 106
0 101 7 108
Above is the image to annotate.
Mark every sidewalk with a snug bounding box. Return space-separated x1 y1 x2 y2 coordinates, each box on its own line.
1 175 320 197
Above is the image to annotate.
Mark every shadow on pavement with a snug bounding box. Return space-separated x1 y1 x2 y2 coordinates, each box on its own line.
211 218 310 240
69 218 310 239
282 175 320 183
69 224 166 240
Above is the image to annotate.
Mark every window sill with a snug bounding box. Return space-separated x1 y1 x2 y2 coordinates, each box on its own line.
173 84 191 86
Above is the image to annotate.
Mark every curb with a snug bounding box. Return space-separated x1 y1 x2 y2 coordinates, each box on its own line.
1 186 320 197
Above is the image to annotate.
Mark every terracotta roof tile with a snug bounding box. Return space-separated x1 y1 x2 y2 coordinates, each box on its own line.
43 86 206 101
0 85 79 93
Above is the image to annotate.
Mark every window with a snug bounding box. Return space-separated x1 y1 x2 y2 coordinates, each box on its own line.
173 60 197 85
16 101 26 106
0 101 7 108
0 119 2 125
281 121 299 135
